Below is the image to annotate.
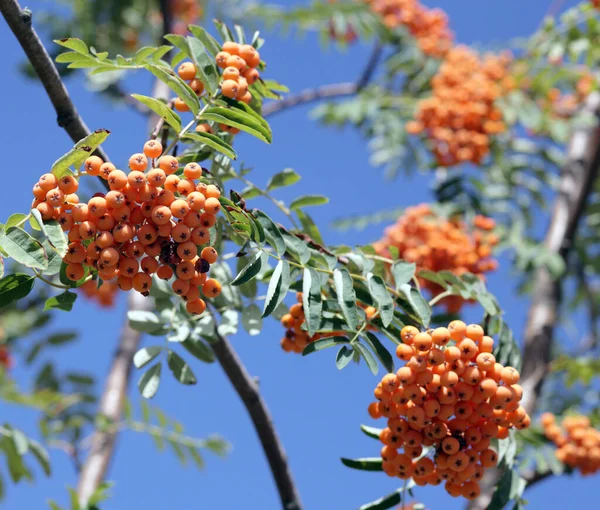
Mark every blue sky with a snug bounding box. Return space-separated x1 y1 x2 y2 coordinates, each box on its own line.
0 0 597 509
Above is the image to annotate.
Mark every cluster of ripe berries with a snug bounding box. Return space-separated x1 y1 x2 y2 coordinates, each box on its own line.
215 41 261 105
79 279 119 308
541 413 600 475
280 293 377 353
373 204 498 313
368 321 530 500
32 140 223 315
535 74 596 121
364 0 453 57
406 46 513 167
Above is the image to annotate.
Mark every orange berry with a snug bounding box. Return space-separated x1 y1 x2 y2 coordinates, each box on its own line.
401 325 419 345
183 163 203 180
186 298 207 315
177 62 196 80
84 156 103 176
65 263 84 281
143 140 163 159
159 155 179 175
202 278 222 298
215 51 231 68
174 97 190 112
128 153 148 171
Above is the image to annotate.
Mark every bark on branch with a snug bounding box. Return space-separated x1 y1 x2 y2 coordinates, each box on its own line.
0 0 109 163
77 293 153 503
469 92 600 510
210 332 302 510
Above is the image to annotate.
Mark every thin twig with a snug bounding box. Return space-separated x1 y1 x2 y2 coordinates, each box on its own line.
0 0 109 163
209 327 302 510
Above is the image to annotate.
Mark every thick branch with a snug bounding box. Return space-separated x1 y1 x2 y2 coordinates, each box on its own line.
210 333 302 510
262 41 382 118
77 293 153 504
469 92 600 510
0 0 109 162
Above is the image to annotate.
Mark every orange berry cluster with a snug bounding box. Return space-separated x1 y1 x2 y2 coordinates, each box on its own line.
367 321 530 500
215 41 260 107
79 279 119 308
541 74 596 120
373 204 498 313
541 413 600 475
363 0 453 57
172 0 202 34
32 141 223 315
406 46 513 167
280 293 377 353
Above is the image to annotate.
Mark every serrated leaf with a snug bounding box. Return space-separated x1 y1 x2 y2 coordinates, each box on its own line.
0 227 47 270
289 195 329 210
280 230 310 264
187 37 220 94
131 94 182 132
54 38 88 54
333 268 358 330
51 129 110 178
303 336 349 355
44 291 77 311
340 457 383 471
231 251 263 286
138 364 162 399
167 350 197 385
145 64 200 115
266 168 300 191
296 210 324 245
302 268 322 337
134 346 162 369
183 132 236 159
242 304 262 336
367 275 393 327
336 345 354 369
188 25 221 56
128 310 163 333
0 274 35 309
201 106 271 143
355 342 379 375
182 336 215 363
398 283 431 327
42 220 68 257
262 260 290 318
254 210 286 256
363 332 394 373
392 261 416 288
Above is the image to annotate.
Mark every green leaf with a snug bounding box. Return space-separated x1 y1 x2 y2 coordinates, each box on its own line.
200 106 272 143
367 275 393 327
302 268 322 337
0 274 35 309
262 260 290 318
392 261 416 289
302 336 349 355
254 211 286 256
280 230 310 264
183 132 237 159
128 310 163 333
266 168 300 191
231 251 263 286
5 213 27 229
187 37 220 94
398 283 431 328
54 37 88 54
340 457 383 471
333 268 358 330
42 220 68 258
217 309 239 337
360 424 384 440
213 19 234 42
289 195 329 210
242 304 263 336
144 64 200 115
131 94 182 132
0 227 47 270
51 129 110 178
296 210 324 245
358 487 411 510
43 291 77 311
28 440 51 476
167 351 197 385
188 25 221 56
47 332 77 345
182 336 215 363
363 332 394 373
138 363 162 399
134 346 162 369
355 342 379 375
336 345 354 370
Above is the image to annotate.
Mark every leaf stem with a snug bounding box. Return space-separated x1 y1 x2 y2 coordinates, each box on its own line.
33 271 70 290
428 289 453 308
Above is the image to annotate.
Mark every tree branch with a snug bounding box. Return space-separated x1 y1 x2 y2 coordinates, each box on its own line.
469 92 600 510
210 332 302 510
262 41 383 118
0 0 109 163
76 292 153 504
